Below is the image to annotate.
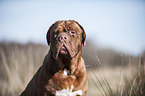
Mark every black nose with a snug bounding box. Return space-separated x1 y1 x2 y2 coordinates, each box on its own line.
58 35 68 42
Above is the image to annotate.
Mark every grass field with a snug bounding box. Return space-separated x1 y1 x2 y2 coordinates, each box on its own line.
0 42 144 96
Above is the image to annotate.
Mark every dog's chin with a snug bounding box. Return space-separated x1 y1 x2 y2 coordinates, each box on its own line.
53 42 77 60
53 45 70 60
58 46 71 59
59 46 68 55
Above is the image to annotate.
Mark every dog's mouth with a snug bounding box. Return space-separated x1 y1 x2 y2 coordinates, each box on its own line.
53 41 72 60
59 45 68 55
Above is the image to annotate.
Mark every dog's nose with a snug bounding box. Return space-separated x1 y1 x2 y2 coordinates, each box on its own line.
58 35 68 42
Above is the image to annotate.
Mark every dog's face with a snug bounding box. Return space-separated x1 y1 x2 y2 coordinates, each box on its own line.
47 20 86 60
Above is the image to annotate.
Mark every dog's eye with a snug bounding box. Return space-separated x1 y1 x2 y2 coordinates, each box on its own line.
70 31 76 35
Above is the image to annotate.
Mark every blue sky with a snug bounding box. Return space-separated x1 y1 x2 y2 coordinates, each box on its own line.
0 0 145 55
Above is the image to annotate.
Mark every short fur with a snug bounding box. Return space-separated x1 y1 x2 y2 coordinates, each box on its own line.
21 20 88 96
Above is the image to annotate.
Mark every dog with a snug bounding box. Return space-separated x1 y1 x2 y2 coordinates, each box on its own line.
21 20 88 96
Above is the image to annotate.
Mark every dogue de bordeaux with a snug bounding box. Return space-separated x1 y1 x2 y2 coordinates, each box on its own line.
21 20 88 96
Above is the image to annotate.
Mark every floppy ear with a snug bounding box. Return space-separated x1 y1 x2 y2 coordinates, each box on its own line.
73 20 86 46
46 30 50 45
46 23 56 45
82 29 86 46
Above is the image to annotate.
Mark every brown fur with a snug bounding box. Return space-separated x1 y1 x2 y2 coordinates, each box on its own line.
21 20 88 96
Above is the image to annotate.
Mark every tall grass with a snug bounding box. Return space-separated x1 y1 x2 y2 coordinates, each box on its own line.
0 42 144 96
0 42 48 96
118 54 145 96
89 54 145 96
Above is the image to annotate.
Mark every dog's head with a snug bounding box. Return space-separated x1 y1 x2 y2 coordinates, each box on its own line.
46 20 86 60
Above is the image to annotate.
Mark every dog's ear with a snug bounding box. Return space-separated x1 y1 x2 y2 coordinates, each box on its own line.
81 27 86 46
46 23 56 45
73 20 86 46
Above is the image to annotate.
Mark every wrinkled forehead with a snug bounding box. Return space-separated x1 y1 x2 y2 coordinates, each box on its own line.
51 20 82 32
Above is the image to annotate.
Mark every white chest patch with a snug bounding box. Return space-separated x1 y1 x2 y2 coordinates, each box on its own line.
56 85 83 96
63 68 70 76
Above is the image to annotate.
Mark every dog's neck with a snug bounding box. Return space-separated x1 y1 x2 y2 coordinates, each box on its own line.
47 48 82 74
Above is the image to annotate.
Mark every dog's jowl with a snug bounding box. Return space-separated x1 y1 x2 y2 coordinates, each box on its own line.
21 20 88 96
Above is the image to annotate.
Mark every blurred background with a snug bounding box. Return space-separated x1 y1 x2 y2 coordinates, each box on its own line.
0 0 145 96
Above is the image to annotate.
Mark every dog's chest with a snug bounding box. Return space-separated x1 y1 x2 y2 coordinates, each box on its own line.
55 69 82 96
56 85 82 96
63 68 70 76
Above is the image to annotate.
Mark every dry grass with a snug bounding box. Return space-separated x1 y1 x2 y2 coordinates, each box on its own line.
87 55 145 96
0 42 144 96
0 42 48 96
87 66 139 96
